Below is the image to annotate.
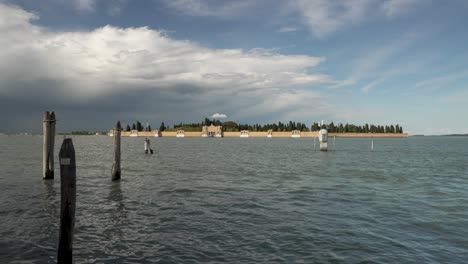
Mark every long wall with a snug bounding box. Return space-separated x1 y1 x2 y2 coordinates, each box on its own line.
118 131 408 138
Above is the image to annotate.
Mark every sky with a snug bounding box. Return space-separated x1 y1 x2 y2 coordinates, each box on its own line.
1 0 467 135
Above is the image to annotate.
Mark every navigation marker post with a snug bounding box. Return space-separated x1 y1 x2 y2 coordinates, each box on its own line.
319 128 328 151
144 137 153 154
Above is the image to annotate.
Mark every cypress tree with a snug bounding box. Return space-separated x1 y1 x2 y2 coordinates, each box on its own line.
159 122 166 132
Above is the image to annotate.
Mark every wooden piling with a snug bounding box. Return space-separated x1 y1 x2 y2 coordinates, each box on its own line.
43 112 50 179
43 111 56 179
49 112 56 178
57 138 76 263
112 121 121 181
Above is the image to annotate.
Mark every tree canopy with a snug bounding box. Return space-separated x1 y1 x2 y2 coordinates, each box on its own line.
122 119 404 133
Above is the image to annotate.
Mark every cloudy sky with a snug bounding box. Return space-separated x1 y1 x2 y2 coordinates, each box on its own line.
1 0 467 134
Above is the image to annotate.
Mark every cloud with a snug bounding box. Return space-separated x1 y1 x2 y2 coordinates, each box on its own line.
161 0 426 38
0 3 335 131
74 0 95 12
211 113 227 119
162 0 260 18
329 32 418 89
361 78 385 93
277 26 299 33
292 0 426 38
413 70 468 91
293 0 373 38
381 0 422 17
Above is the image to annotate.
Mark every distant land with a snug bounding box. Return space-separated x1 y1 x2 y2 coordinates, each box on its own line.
120 119 405 134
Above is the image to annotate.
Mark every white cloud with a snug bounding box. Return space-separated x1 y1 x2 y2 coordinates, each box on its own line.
161 0 426 38
277 26 299 33
413 70 468 91
74 0 95 12
381 0 422 17
361 78 385 93
163 0 258 18
211 113 227 119
294 0 374 38
292 0 426 38
0 3 337 125
329 32 418 90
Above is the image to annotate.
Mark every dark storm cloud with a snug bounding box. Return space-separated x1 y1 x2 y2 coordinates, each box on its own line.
0 3 334 132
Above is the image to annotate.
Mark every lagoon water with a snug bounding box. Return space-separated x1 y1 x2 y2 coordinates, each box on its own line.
0 135 467 263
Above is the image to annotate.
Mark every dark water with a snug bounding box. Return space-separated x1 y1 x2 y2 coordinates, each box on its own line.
1 135 467 263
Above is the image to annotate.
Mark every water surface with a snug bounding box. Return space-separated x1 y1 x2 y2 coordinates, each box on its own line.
0 135 467 263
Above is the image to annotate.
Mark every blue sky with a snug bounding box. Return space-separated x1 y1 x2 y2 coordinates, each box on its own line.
1 0 468 134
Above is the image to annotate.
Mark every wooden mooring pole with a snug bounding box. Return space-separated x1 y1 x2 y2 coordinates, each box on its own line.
112 121 121 181
57 138 76 263
43 111 56 179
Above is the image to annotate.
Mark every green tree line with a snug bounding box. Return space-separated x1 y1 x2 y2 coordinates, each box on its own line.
151 119 404 133
123 120 152 132
314 122 403 133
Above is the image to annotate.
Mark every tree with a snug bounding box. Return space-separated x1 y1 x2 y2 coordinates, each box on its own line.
132 123 136 130
159 122 166 132
136 120 143 131
125 124 131 132
223 121 238 131
311 122 320 131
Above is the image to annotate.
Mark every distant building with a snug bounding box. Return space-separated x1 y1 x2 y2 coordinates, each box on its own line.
202 124 223 137
291 130 301 138
176 130 185 138
240 130 249 138
130 130 138 137
267 129 273 138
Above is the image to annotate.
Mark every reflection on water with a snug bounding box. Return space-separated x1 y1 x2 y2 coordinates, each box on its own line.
108 181 127 229
42 180 59 223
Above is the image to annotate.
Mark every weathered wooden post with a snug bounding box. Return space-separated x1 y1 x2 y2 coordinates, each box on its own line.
43 112 50 179
112 121 121 181
49 112 56 177
57 138 76 263
43 111 56 179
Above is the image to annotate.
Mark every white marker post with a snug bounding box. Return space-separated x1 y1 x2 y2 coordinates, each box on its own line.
144 138 153 154
319 128 328 151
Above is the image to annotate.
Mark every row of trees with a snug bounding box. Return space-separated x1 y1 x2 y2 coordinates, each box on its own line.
122 119 403 134
124 121 151 132
320 122 403 133
166 119 404 133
